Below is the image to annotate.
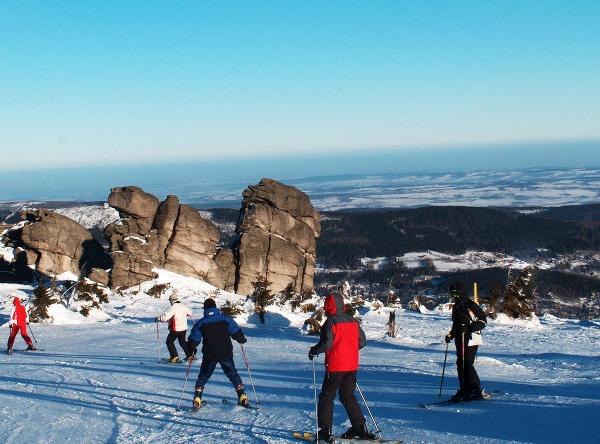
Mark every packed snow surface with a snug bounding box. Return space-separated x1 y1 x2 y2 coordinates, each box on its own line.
1 270 599 444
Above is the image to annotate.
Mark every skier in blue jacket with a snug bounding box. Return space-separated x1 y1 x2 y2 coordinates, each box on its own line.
187 298 249 410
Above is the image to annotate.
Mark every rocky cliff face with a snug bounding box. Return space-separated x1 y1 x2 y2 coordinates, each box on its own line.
12 209 109 279
233 178 321 295
105 179 320 295
3 179 320 296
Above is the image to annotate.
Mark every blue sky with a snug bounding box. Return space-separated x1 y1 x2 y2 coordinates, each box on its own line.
2 1 599 172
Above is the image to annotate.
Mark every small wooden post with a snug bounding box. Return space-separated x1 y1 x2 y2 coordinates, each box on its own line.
387 310 396 338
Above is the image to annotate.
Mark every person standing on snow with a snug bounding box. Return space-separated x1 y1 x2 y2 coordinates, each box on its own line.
444 281 487 401
155 293 193 363
6 296 36 354
308 291 373 442
187 298 250 410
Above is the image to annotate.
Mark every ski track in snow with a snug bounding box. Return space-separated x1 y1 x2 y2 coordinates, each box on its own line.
1 277 600 444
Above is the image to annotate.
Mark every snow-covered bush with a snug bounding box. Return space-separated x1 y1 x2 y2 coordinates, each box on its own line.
220 300 244 318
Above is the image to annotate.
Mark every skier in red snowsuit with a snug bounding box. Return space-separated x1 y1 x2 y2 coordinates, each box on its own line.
7 297 36 354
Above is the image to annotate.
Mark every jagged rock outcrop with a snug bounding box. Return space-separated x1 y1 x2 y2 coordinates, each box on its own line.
233 178 321 295
163 204 221 281
17 209 109 277
5 179 321 296
105 186 234 289
105 179 320 295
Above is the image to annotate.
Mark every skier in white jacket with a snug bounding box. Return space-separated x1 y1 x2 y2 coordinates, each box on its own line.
155 293 193 362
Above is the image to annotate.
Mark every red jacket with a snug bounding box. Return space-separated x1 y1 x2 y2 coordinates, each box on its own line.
311 293 366 372
10 297 29 327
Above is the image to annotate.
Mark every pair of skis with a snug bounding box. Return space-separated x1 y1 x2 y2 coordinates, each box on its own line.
419 389 497 409
4 348 44 354
190 398 259 412
293 431 402 443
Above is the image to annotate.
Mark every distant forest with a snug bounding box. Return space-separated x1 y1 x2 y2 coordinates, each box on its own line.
316 205 600 268
313 204 600 319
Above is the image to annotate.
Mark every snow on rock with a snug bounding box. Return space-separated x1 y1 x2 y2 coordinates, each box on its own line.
55 204 120 231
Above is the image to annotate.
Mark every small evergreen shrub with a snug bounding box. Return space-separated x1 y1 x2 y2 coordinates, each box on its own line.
73 279 109 316
251 276 275 324
29 283 55 322
301 303 316 313
220 300 244 318
147 283 171 298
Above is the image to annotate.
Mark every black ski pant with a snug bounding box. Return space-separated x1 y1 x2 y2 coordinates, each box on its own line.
455 341 480 393
194 358 244 392
317 371 365 430
166 330 191 359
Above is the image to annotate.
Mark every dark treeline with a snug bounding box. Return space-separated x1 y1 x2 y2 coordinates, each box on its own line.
316 206 600 268
313 204 600 319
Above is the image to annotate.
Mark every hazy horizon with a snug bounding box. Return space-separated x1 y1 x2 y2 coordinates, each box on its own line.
1 141 599 209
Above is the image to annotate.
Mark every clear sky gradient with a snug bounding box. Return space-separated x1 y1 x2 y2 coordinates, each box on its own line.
2 1 599 172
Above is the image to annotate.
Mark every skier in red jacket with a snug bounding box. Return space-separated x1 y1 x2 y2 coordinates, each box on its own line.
309 291 373 442
6 297 36 354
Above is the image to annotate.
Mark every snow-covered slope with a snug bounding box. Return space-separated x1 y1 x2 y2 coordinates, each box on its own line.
0 270 598 444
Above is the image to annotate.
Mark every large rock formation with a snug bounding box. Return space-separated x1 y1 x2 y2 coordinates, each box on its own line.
4 179 321 296
233 178 321 295
17 209 109 278
105 179 320 295
104 187 231 288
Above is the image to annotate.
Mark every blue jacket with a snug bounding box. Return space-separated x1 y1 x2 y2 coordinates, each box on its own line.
188 307 246 361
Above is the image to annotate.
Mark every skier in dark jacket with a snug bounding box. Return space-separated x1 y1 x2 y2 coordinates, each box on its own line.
309 291 373 442
445 281 487 401
187 298 250 410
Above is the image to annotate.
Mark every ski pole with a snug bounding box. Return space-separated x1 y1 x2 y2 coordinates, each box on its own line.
356 383 382 438
240 345 259 405
438 341 449 398
156 322 161 364
27 324 38 343
461 329 465 404
175 355 195 412
312 358 318 439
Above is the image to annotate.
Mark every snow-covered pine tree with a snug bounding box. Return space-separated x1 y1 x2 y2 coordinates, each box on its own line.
502 263 539 318
251 276 275 324
29 282 55 322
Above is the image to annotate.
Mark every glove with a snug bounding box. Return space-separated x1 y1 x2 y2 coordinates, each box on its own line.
445 333 453 344
154 317 159 322
459 324 472 341
308 347 318 361
240 337 247 344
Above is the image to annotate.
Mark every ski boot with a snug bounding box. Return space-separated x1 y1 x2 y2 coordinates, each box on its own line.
449 389 463 402
237 392 250 408
465 386 484 401
341 423 375 440
168 356 180 363
5 348 12 355
236 385 251 408
316 426 333 443
192 390 203 411
26 344 37 351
